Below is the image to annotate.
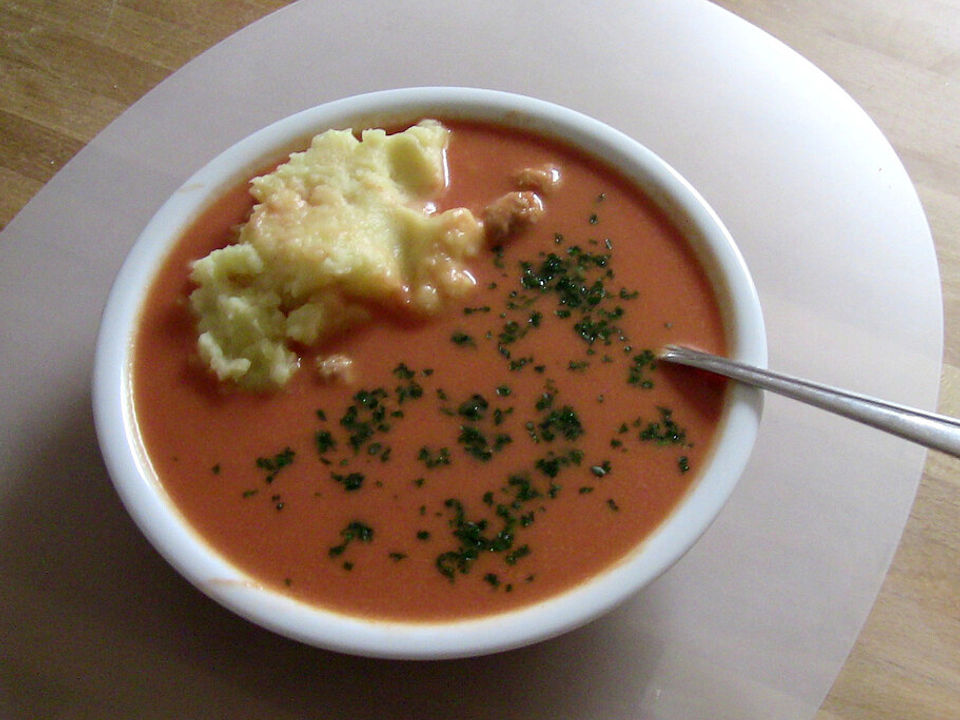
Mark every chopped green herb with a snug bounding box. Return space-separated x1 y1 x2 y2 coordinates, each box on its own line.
435 498 518 581
393 363 424 403
331 471 365 491
340 388 390 453
505 545 530 565
328 521 374 557
509 356 534 371
392 363 415 380
458 425 512 461
315 430 336 455
538 405 584 442
418 446 451 468
507 473 541 502
534 448 583 478
457 393 489 421
638 407 687 445
574 314 618 345
255 447 295 484
498 320 525 346
627 349 657 388
451 331 475 347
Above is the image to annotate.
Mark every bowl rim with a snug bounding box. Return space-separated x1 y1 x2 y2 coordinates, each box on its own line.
92 85 766 660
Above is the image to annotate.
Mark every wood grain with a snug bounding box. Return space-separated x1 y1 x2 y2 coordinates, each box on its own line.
1 1 957 718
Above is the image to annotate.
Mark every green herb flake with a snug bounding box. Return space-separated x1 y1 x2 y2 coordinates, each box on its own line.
392 363 424 404
392 363 415 380
458 425 512 462
509 356 534 371
505 545 530 565
340 387 390 453
538 405 584 442
255 447 295 484
434 498 519 581
451 331 476 347
457 393 489 421
315 430 336 455
638 407 688 445
418 446 451 468
627 349 657 388
328 521 374 558
534 448 583 478
331 471 365 491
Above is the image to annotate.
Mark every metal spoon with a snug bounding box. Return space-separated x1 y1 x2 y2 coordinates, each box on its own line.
659 344 960 458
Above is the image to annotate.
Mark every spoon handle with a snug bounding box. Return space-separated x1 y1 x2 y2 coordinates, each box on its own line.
660 344 960 458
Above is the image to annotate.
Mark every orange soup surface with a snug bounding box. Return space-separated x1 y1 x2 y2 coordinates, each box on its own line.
133 120 727 621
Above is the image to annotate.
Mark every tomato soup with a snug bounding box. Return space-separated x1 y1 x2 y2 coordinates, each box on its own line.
132 120 727 621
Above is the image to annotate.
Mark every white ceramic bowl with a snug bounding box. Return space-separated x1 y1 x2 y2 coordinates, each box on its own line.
93 87 766 659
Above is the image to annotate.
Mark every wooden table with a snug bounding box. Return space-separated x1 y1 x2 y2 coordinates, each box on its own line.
2 2 957 718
